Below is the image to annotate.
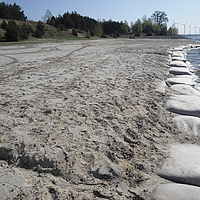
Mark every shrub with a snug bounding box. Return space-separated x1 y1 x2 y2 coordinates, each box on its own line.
101 33 107 38
34 29 43 38
86 30 90 38
1 20 7 29
43 110 52 114
116 31 120 37
34 21 45 38
78 28 82 33
36 21 45 35
90 29 95 37
130 34 135 39
19 23 32 40
72 28 78 36
58 23 66 31
5 20 20 42
167 27 173 35
113 34 118 38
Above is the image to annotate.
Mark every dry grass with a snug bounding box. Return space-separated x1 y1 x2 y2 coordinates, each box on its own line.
0 18 90 39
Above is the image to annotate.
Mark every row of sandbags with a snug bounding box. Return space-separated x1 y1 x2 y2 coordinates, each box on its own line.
153 45 200 200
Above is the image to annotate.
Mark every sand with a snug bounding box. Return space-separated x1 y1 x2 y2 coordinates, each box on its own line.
0 38 199 199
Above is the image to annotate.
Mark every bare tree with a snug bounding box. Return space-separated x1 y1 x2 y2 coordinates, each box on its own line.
151 11 168 27
42 9 53 23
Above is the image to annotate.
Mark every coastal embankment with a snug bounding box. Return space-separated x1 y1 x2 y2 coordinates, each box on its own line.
0 38 199 199
153 44 200 199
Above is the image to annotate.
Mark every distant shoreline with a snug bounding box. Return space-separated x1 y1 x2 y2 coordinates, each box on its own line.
134 35 188 39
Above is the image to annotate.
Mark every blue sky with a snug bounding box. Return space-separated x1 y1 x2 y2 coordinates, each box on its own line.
3 0 200 34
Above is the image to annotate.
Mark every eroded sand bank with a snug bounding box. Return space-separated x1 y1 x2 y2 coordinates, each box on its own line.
0 38 198 199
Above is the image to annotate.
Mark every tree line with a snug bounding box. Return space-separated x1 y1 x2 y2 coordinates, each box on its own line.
45 10 178 37
0 1 178 42
131 12 178 36
0 2 27 21
0 2 46 41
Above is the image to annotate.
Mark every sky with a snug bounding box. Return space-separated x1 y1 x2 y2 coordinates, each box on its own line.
3 0 200 34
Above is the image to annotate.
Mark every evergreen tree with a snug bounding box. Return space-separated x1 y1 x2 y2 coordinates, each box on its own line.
34 21 45 38
47 11 97 32
133 19 143 35
142 18 155 36
90 29 95 37
72 28 78 36
86 30 90 38
5 20 20 42
95 20 103 37
1 20 7 29
36 21 45 35
167 27 173 35
62 12 74 29
0 2 27 20
19 23 32 40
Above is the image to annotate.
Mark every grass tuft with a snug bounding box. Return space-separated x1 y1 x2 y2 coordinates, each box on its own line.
43 110 52 114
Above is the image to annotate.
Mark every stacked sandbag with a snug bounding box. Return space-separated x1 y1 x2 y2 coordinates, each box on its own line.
153 45 200 199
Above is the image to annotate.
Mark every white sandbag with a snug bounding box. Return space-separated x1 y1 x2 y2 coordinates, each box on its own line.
173 115 200 137
169 67 191 75
152 183 200 200
156 144 200 186
173 47 184 51
172 52 185 58
166 77 194 86
172 57 187 62
166 95 200 117
169 60 187 68
170 84 200 96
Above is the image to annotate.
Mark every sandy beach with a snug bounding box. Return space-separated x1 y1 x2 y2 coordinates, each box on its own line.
0 38 199 199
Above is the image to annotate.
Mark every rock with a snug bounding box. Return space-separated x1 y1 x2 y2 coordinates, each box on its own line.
152 183 200 200
156 144 200 186
166 95 200 117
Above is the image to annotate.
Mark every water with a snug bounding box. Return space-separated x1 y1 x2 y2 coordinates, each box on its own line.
184 35 200 82
186 35 200 69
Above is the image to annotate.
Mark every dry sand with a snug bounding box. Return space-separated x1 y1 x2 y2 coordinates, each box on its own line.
0 38 198 199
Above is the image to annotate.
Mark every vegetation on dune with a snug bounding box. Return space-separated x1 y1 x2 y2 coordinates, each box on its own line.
0 1 179 42
2 19 45 42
